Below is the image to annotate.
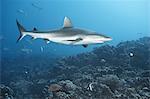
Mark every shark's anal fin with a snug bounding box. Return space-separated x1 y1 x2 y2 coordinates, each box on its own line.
82 44 88 48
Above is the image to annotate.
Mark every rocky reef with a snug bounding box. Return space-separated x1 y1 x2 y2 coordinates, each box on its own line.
1 37 150 99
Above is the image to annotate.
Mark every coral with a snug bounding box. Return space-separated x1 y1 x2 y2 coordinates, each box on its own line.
58 80 78 91
1 37 150 99
0 84 14 99
54 92 69 99
48 84 62 92
139 87 150 98
99 75 122 91
90 83 115 99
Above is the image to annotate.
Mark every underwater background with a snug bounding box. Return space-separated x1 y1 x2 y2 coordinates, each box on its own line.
0 0 150 99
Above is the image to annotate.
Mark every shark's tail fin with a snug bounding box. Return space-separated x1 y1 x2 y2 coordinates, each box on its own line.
16 20 27 42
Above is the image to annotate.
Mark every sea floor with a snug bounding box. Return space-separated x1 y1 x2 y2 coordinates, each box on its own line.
1 37 150 99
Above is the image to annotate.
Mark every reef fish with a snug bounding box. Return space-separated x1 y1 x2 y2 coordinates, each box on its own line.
17 9 27 16
31 3 42 10
16 17 112 48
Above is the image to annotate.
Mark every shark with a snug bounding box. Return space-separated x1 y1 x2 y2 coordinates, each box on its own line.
16 17 112 48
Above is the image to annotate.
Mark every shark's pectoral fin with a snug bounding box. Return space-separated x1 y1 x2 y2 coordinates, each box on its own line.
63 17 73 28
82 44 88 48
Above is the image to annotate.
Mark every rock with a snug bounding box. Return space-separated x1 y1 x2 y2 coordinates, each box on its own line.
92 83 114 99
100 75 122 91
139 87 150 98
140 70 150 77
48 84 62 92
10 80 33 98
2 37 150 99
42 86 53 99
99 84 114 96
125 88 142 99
58 80 78 91
37 79 47 84
0 84 14 99
54 92 69 99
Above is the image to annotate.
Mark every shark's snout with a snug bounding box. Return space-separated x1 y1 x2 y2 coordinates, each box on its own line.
104 37 112 41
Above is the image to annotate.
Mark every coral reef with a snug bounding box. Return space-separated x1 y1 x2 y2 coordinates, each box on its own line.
1 37 150 99
0 84 14 99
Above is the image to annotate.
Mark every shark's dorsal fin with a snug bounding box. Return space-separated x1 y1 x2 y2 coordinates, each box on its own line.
63 17 73 28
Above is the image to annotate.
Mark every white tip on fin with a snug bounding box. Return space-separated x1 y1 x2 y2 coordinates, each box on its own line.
63 17 73 28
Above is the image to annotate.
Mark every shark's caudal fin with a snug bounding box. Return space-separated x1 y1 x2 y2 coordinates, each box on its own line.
16 20 27 42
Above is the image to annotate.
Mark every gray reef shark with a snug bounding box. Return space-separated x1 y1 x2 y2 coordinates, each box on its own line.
16 17 112 48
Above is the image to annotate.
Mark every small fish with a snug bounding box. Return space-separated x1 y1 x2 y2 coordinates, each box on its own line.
31 3 42 10
100 59 106 62
25 71 28 74
87 83 94 91
40 46 44 52
17 9 27 16
3 47 9 51
21 48 32 54
129 52 134 57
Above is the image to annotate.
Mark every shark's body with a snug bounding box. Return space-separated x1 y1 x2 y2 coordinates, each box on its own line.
17 17 112 47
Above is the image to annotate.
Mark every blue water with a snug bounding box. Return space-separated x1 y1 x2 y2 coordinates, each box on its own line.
1 0 149 57
1 1 150 99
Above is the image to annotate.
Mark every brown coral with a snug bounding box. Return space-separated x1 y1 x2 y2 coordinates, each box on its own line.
48 84 62 92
